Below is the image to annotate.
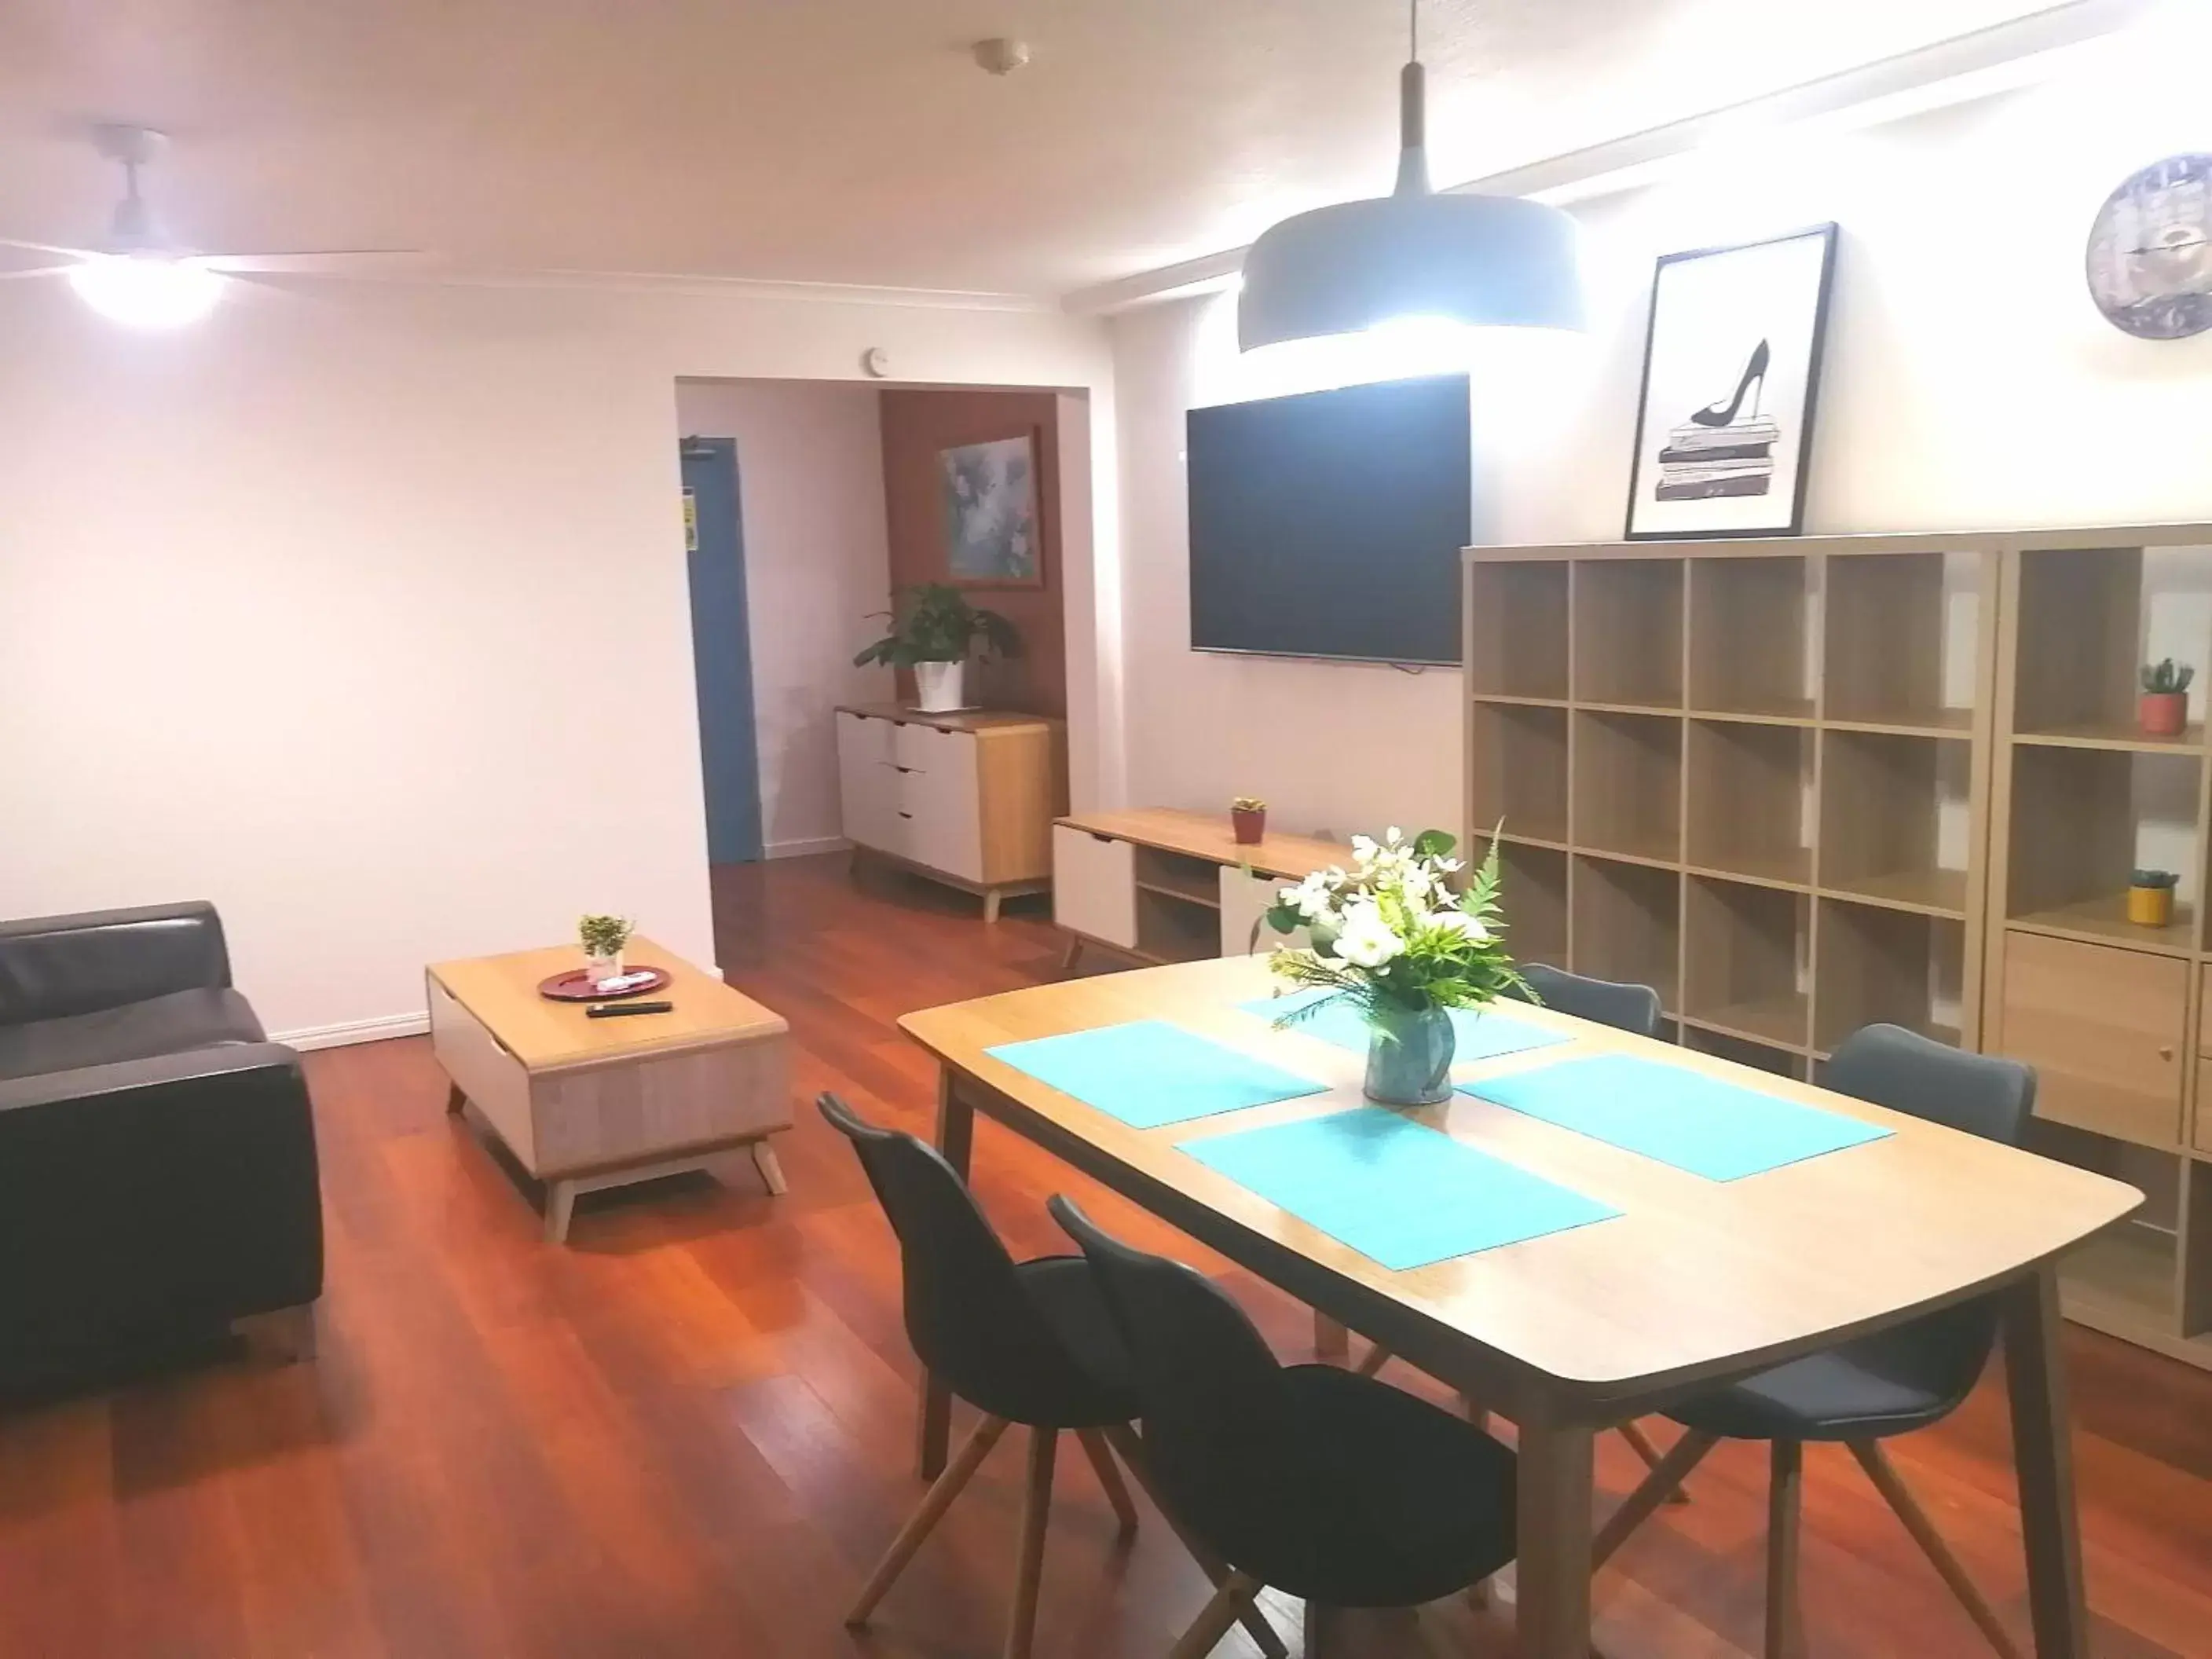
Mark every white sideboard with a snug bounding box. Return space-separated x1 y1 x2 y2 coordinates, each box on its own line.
1052 808 1338 968
835 704 1065 922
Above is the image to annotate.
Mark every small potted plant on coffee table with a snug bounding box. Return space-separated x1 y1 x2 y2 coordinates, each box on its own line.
2139 659 2195 737
853 583 1021 714
2127 869 2179 928
579 914 635 983
1230 796 1268 845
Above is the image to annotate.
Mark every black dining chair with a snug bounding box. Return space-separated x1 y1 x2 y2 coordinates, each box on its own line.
1049 1194 1517 1657
1357 963 1682 1489
816 1094 1284 1659
1591 1025 2038 1659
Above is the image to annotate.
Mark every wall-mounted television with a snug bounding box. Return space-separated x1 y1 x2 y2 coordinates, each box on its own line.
1186 373 1471 666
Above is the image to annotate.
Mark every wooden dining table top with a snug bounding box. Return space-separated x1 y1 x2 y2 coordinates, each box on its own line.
899 955 2141 1406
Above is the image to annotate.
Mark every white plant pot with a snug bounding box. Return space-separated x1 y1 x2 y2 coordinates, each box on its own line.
585 949 624 986
913 659 967 713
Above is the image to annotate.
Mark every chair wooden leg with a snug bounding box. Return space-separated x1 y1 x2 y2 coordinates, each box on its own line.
1354 1342 1393 1379
1004 1426 1057 1659
1592 1430 1718 1568
1616 1419 1692 1503
1849 1441 2025 1659
1765 1440 1804 1659
1075 1427 1139 1535
1101 1426 1287 1659
1305 1601 1344 1658
1060 937 1082 971
1169 1572 1264 1659
1313 1312 1349 1361
847 1414 1009 1624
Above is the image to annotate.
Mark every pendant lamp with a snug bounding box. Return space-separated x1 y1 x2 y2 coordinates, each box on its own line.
1237 0 1585 351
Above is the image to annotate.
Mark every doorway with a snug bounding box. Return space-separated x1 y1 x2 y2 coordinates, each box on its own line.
680 436 765 863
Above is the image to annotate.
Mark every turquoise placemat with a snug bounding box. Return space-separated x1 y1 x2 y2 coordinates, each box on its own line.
986 1020 1330 1130
1241 988 1572 1065
1462 1053 1891 1181
1179 1108 1619 1270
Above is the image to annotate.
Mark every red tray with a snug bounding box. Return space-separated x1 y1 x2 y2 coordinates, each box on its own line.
537 965 672 1002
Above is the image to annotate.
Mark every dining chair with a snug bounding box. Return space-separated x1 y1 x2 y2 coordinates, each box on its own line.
817 1094 1285 1659
1049 1194 1518 1658
1590 1025 2038 1659
1357 962 1682 1489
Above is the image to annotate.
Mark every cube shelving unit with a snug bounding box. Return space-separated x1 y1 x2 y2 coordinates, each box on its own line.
1465 524 2212 1374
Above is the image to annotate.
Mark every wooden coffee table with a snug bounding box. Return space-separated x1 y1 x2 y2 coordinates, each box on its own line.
426 936 791 1243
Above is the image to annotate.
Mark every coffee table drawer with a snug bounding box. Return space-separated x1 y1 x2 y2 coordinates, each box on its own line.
427 972 538 1165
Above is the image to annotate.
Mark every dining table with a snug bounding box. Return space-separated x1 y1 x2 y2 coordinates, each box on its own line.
898 954 2140 1657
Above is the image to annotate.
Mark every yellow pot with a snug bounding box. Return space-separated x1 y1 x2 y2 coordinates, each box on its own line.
2126 884 2174 928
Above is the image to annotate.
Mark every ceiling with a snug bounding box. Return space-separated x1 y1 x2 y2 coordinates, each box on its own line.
0 0 2064 298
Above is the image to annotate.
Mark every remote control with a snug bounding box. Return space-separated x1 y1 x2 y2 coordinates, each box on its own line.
588 1000 674 1018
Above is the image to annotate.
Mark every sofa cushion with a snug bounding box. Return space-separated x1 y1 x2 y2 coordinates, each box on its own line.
0 988 267 1082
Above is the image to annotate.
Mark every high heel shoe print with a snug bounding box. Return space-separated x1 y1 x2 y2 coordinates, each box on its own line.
1690 338 1771 428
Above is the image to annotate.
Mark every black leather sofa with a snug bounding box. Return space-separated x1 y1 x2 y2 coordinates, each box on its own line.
0 902 323 1385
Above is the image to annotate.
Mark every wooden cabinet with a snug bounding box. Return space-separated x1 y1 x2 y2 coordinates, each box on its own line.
1994 931 2187 1148
835 705 1064 922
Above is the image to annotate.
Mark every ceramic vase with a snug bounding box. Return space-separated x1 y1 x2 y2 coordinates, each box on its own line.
914 660 966 713
1364 1001 1456 1107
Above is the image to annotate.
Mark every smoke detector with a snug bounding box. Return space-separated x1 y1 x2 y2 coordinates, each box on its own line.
972 38 1031 75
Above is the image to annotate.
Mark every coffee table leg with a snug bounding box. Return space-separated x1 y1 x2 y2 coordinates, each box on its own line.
918 1066 976 1479
445 1082 467 1115
751 1140 789 1196
1515 1404 1596 1659
544 1180 577 1245
2004 1265 2088 1657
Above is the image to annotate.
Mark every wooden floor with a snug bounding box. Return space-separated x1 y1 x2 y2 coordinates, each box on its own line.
5 853 2211 1657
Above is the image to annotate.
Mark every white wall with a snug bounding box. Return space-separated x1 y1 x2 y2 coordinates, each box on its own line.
672 378 891 857
0 278 1111 1041
1109 39 2212 842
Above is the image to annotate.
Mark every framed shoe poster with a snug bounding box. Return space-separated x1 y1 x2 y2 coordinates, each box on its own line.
1624 223 1838 540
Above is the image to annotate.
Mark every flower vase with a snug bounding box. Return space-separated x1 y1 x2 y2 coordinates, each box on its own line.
1364 1002 1456 1107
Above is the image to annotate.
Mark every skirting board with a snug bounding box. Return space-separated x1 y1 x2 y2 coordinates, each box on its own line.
273 1011 430 1051
767 835 851 859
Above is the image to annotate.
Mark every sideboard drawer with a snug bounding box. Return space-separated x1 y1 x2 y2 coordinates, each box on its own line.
1053 826 1137 949
1995 931 2185 1149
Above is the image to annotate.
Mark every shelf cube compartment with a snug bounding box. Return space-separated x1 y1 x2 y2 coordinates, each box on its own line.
1686 719 1813 887
1818 728 1972 916
1572 711 1683 864
2005 743 2201 952
1822 550 1979 731
1572 558 1683 709
1569 854 1680 1009
1683 875 1811 1052
1813 897 1965 1053
2013 543 2212 747
1466 560 1570 701
1688 555 1815 719
1468 701 1569 845
1685 1026 1807 1080
1496 841 1569 969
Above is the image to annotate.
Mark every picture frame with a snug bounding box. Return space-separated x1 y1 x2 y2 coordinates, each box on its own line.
1624 223 1839 541
939 429 1045 588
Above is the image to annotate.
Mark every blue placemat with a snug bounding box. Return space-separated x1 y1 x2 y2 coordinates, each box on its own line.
1461 1053 1891 1181
1241 988 1572 1066
985 1020 1330 1130
1179 1107 1619 1270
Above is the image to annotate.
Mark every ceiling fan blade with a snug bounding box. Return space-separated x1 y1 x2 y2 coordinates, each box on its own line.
197 249 431 275
0 266 71 280
0 236 95 259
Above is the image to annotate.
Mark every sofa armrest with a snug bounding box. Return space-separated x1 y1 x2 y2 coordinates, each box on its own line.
0 1043 324 1342
0 901 233 1024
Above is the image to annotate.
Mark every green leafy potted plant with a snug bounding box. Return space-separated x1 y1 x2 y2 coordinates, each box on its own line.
2127 869 2178 928
1262 828 1527 1107
578 914 635 983
2139 659 2194 737
1230 796 1267 845
853 583 1021 714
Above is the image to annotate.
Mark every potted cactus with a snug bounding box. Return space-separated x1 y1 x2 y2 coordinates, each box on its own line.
1230 796 1268 845
2139 659 2194 737
2127 869 2179 928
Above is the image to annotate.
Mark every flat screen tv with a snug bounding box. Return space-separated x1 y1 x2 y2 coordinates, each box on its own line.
1186 373 1471 666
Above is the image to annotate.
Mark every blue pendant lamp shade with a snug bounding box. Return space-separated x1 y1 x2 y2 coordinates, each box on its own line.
1238 38 1586 350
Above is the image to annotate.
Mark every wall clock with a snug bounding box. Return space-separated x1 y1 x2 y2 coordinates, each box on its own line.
2086 153 2212 340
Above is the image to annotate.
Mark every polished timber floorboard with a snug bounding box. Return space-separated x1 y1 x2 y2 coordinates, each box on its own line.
3 853 2210 1657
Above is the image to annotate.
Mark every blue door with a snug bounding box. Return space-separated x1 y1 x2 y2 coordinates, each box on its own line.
680 438 765 863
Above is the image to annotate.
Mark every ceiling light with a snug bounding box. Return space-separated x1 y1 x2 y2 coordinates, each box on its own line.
66 253 224 328
1238 0 1584 352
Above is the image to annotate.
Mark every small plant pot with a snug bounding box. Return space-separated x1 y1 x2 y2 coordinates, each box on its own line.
1231 806 1266 845
2126 884 2175 928
2139 691 2188 737
913 660 967 714
585 950 624 984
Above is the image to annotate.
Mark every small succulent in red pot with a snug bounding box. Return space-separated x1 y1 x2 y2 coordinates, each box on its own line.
2140 658 2195 737
1230 797 1267 845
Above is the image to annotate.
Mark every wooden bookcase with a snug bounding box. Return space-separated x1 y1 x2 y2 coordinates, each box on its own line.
1467 525 2212 1372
